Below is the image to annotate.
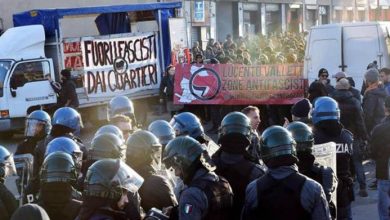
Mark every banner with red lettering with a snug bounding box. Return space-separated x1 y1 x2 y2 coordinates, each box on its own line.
173 63 306 105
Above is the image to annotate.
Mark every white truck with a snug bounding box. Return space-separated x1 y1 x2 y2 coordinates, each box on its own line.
0 2 185 135
304 22 390 91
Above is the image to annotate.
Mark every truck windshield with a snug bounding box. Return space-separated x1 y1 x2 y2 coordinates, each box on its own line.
0 61 11 97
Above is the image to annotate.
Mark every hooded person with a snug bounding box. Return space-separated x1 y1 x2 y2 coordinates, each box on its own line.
126 130 178 212
10 204 50 220
290 98 313 125
363 68 387 135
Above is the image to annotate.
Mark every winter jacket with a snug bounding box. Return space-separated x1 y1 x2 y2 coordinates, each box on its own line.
362 87 386 135
331 89 368 140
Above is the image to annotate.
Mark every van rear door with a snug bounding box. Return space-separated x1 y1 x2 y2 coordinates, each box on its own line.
305 25 342 84
343 24 386 91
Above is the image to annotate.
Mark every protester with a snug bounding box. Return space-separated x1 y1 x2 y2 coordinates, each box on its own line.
363 68 386 135
370 96 390 220
58 69 79 109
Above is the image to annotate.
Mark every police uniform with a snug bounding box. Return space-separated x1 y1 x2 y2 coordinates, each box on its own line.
162 136 234 220
242 165 331 220
178 169 233 220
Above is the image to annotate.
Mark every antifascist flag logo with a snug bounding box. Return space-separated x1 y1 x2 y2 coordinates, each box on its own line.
189 67 221 100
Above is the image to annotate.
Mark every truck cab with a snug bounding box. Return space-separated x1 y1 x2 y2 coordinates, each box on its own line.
0 25 56 133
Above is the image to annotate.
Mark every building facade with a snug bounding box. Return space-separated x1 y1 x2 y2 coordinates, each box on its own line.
2 0 390 49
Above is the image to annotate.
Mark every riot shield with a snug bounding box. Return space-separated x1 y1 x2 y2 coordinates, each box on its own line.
312 142 337 211
9 154 33 205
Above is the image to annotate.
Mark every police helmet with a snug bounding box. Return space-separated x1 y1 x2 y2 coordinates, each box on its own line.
25 110 51 138
90 133 126 161
40 152 77 184
107 96 135 120
84 159 144 200
169 112 204 138
0 146 16 179
45 137 83 169
163 136 213 183
52 107 83 132
126 130 162 172
311 97 340 125
148 120 175 145
94 125 125 143
218 111 251 142
260 126 296 161
286 122 314 153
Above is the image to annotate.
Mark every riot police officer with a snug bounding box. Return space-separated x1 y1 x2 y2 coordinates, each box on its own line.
148 120 176 150
107 95 137 127
212 111 264 220
33 107 85 183
38 152 82 220
287 121 338 219
16 110 51 155
76 159 144 220
312 97 354 220
82 133 126 178
126 130 177 212
0 146 18 220
170 112 218 155
242 126 331 220
163 136 233 220
94 125 125 143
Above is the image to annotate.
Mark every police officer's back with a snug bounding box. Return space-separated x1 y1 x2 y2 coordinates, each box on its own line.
15 110 51 155
126 130 177 212
75 159 144 220
0 146 18 220
311 97 354 219
242 126 331 220
287 121 338 219
163 136 233 220
212 112 264 219
38 152 81 220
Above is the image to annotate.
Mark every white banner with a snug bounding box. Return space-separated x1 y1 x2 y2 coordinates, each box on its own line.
81 32 160 98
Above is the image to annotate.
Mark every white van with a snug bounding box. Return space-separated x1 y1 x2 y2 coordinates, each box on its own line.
304 22 390 91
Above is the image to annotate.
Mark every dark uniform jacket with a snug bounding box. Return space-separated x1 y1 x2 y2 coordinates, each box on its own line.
212 150 264 220
331 89 368 140
370 116 390 180
242 165 331 220
0 182 18 220
177 169 233 220
58 79 79 108
139 174 178 212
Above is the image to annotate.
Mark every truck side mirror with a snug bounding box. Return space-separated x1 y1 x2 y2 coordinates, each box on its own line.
10 87 16 97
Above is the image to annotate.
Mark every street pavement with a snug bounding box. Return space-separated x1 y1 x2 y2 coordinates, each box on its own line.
0 111 382 219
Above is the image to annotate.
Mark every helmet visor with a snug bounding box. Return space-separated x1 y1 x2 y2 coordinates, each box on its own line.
169 118 185 136
113 161 144 193
25 119 45 137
